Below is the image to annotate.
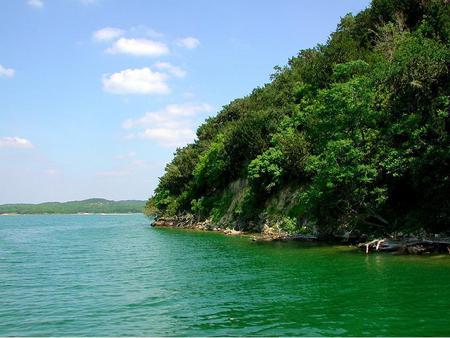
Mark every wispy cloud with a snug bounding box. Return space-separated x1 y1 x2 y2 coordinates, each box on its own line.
96 169 129 177
154 62 186 78
0 64 15 78
129 26 164 39
27 0 44 8
106 38 169 57
141 128 196 148
0 137 34 149
116 151 136 160
93 27 124 42
45 168 60 176
92 26 163 43
123 103 212 147
102 67 170 95
176 36 200 49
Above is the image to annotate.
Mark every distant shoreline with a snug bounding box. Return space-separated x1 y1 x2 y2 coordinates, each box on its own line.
0 198 146 215
0 212 144 216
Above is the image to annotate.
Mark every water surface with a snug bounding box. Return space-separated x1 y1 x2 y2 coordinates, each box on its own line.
1 214 449 336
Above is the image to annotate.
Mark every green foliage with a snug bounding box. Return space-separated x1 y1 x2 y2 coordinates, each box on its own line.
144 198 157 216
333 60 370 82
193 134 229 192
300 139 387 235
248 148 284 193
149 0 450 236
272 127 309 178
222 109 279 172
158 144 200 195
279 216 298 234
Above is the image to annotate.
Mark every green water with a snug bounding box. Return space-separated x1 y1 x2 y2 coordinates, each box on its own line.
1 214 450 336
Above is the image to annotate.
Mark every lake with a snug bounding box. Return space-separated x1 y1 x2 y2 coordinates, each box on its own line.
1 214 449 336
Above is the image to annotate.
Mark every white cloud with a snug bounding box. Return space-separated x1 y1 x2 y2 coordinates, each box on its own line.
176 36 200 49
0 137 34 149
123 112 182 130
123 103 212 147
92 26 163 43
107 38 169 57
27 0 43 8
93 27 124 42
123 103 212 129
154 62 186 78
102 67 170 95
0 64 15 78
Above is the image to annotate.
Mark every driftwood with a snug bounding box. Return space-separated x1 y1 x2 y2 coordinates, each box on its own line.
359 239 383 254
359 238 450 254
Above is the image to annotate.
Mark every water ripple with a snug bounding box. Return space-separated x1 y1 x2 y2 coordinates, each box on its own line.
1 214 450 336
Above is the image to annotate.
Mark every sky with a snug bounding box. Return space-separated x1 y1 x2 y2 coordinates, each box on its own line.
0 0 371 204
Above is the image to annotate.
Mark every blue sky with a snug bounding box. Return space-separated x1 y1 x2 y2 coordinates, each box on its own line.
0 0 370 203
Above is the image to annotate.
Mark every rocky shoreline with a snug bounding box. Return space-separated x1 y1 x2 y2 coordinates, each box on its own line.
151 216 450 255
151 216 245 236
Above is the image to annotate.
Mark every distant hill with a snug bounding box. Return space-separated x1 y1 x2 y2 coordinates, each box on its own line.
0 198 146 214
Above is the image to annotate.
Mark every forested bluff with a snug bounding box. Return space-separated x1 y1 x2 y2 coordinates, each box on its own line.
145 0 450 248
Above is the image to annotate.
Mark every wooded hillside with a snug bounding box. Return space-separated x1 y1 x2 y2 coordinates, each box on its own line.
146 0 449 238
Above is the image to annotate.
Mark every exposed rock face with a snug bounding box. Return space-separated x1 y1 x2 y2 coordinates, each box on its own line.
152 215 242 235
250 224 291 242
152 218 177 227
223 229 243 236
152 216 213 230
